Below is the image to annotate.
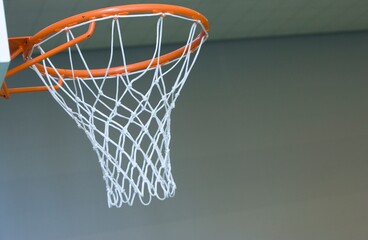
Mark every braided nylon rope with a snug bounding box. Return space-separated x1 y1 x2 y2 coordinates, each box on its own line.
30 14 206 207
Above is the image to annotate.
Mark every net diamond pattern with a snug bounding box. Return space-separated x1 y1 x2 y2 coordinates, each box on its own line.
29 14 206 207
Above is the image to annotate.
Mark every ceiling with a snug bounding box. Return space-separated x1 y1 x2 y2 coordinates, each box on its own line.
3 0 368 49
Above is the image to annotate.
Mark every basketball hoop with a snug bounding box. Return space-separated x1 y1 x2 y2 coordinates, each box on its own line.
1 4 209 207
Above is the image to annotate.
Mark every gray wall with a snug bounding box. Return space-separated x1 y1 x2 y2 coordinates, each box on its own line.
1 32 368 240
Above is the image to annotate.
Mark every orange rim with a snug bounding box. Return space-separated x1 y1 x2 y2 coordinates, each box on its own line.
1 4 209 98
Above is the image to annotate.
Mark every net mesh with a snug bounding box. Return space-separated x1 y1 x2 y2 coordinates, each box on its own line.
29 13 207 207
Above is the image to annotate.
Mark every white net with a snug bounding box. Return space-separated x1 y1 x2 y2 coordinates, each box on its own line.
29 13 207 207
